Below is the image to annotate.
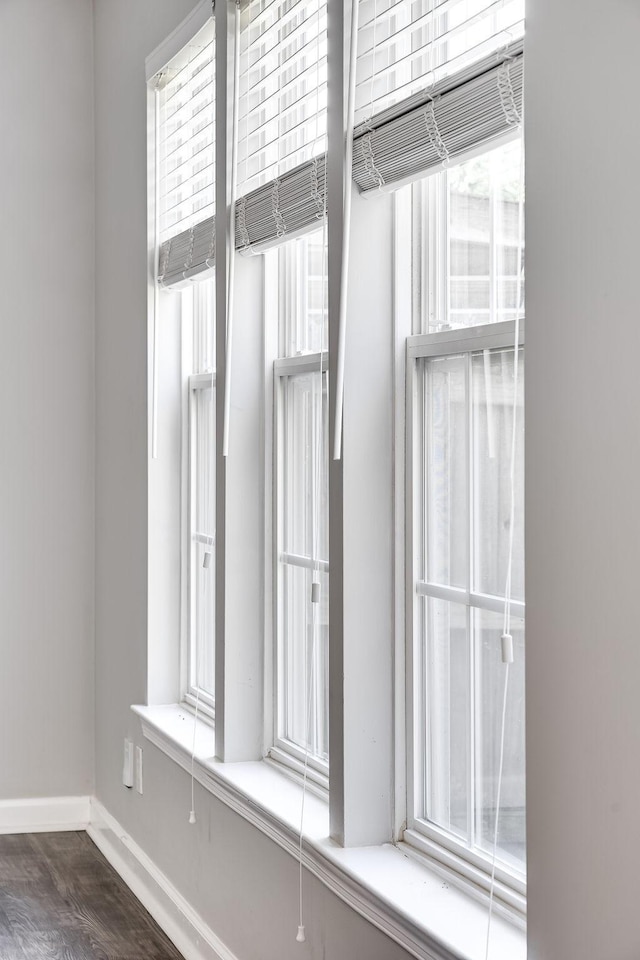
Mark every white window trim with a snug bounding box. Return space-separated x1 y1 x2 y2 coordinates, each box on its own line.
404 319 526 914
132 702 525 960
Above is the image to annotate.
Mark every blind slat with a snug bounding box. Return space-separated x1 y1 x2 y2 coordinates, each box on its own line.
355 0 524 122
237 0 327 197
156 18 215 243
352 46 522 192
158 42 522 287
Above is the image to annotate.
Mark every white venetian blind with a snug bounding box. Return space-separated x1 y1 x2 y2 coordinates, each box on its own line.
356 0 524 123
157 0 525 285
157 18 215 245
238 0 328 197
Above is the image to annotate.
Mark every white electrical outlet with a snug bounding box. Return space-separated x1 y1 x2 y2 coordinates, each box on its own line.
122 738 134 788
135 745 143 795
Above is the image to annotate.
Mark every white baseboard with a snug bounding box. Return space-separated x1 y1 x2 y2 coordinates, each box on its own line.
0 796 91 834
87 799 238 960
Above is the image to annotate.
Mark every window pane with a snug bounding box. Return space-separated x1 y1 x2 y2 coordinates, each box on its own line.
279 230 328 356
355 0 524 122
191 384 215 699
283 371 328 563
494 141 525 323
423 597 469 841
238 0 327 195
159 19 215 242
281 565 329 760
193 280 215 374
412 136 524 333
475 608 525 872
278 366 328 765
471 345 524 602
423 354 467 588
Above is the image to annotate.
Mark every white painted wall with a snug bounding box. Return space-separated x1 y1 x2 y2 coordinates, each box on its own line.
525 2 640 957
93 3 411 958
0 0 94 799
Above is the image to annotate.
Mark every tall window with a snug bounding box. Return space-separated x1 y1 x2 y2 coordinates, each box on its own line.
150 11 217 714
406 136 525 893
185 281 216 716
272 230 329 779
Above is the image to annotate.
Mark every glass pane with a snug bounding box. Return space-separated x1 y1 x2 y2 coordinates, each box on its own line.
279 230 328 357
475 608 525 872
471 345 524 602
193 279 215 374
355 0 524 122
448 149 491 329
281 564 329 761
279 366 328 764
421 136 524 332
423 354 467 588
423 598 469 841
238 0 327 195
192 385 215 699
495 139 525 323
283 371 328 563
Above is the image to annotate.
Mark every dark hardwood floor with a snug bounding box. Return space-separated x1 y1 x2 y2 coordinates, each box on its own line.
0 831 184 959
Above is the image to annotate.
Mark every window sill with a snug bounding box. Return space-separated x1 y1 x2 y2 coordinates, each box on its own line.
132 704 526 960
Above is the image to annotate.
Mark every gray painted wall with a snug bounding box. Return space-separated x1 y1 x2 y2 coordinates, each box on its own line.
0 0 94 799
525 1 640 957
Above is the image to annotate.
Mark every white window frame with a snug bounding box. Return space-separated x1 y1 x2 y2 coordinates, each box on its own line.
272 353 329 789
404 319 525 913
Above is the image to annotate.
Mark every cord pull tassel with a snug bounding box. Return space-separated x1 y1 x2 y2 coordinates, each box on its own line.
203 551 211 569
188 810 196 825
311 580 320 604
501 632 514 664
296 925 306 943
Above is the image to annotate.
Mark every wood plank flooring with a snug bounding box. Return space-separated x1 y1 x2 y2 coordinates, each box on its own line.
0 831 184 959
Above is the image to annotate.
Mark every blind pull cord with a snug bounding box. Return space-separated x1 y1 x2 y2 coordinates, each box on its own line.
222 1 242 459
333 0 360 462
484 130 524 960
